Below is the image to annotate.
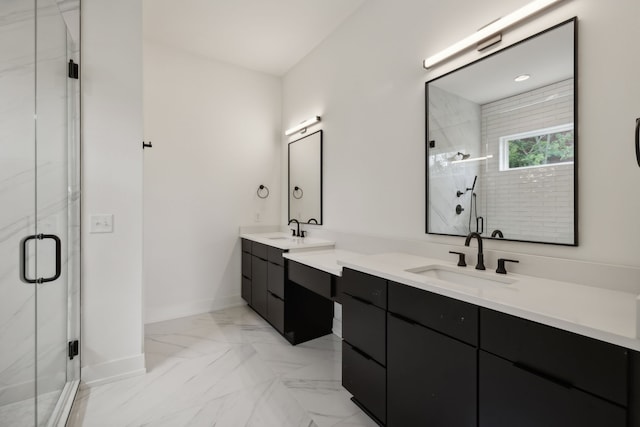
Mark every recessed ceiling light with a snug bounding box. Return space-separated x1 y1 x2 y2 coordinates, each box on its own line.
514 74 531 82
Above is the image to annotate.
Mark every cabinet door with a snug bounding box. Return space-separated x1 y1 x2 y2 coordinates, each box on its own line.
342 294 386 365
241 277 251 304
342 341 386 424
479 351 626 427
267 262 284 299
241 251 252 279
387 313 477 427
251 256 268 318
267 292 284 334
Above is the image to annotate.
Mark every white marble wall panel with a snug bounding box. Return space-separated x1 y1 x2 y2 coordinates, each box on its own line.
0 0 38 411
427 85 482 235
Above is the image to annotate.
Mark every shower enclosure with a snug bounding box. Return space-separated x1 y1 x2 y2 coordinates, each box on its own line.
0 0 80 425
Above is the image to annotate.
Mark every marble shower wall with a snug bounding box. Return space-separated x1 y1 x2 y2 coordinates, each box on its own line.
0 0 79 410
428 85 482 235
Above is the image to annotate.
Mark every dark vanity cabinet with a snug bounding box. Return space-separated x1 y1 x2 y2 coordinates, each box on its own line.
241 239 285 329
341 268 388 424
387 282 478 427
479 308 631 427
339 266 640 427
241 238 334 345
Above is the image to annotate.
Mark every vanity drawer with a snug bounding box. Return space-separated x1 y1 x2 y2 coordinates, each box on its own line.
480 308 628 406
267 263 284 299
342 341 386 424
479 350 626 427
267 247 285 266
241 277 251 303
267 292 285 334
388 281 478 346
251 256 268 318
288 261 332 299
342 268 387 309
252 241 268 260
241 238 252 254
342 293 386 365
241 252 252 279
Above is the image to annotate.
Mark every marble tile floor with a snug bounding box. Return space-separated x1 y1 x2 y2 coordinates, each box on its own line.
67 305 377 427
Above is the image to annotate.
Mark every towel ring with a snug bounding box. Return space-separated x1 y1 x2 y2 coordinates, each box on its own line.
292 186 303 199
257 185 269 199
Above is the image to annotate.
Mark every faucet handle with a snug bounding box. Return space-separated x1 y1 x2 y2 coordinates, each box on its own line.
449 251 467 267
300 230 307 238
291 229 296 236
496 258 519 274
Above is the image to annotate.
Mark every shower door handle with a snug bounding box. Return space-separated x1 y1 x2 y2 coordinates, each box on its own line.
20 234 62 284
635 118 639 167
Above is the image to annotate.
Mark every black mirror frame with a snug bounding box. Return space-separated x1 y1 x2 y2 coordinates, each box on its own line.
425 17 578 246
288 129 323 225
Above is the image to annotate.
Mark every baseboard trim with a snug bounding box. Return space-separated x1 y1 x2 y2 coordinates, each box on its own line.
145 294 244 324
81 353 146 388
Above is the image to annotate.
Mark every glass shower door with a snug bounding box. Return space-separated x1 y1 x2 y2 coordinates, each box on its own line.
34 0 80 424
0 0 79 425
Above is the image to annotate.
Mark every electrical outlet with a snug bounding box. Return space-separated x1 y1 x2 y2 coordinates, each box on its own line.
90 214 113 233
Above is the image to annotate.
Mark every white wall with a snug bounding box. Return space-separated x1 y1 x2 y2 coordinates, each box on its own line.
143 41 282 323
282 0 640 268
81 0 145 385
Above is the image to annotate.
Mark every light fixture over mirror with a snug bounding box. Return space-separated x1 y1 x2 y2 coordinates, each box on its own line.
423 0 565 69
426 18 577 246
285 116 321 136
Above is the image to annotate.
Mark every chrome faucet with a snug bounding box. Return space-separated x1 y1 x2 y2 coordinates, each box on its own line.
288 219 301 237
464 232 485 270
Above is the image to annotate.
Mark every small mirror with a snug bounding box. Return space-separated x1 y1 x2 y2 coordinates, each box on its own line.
289 130 322 224
426 19 576 245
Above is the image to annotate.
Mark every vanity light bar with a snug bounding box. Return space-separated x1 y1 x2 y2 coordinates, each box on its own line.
451 155 494 164
423 0 563 69
284 116 321 136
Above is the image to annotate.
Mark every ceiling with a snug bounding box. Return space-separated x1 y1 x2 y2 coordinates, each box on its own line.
143 0 366 76
431 20 574 105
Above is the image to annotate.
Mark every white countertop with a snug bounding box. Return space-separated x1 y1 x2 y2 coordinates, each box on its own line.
283 249 363 276
240 233 640 351
337 252 640 352
241 232 335 251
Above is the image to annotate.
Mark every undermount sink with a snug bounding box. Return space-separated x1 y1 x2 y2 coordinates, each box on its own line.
268 236 293 240
406 265 516 288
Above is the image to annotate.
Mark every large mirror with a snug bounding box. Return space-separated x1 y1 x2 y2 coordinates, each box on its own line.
289 130 323 224
426 18 577 245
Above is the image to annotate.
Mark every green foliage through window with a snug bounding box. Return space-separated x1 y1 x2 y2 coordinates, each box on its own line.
501 124 574 170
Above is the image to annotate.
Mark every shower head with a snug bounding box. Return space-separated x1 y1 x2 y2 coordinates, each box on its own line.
448 151 471 161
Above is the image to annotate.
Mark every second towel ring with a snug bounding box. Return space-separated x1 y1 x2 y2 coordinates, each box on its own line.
257 185 270 199
292 186 303 199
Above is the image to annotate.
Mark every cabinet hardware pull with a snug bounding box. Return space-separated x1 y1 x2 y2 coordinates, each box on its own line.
635 118 640 167
513 361 573 389
346 293 374 306
389 312 419 326
349 344 373 361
